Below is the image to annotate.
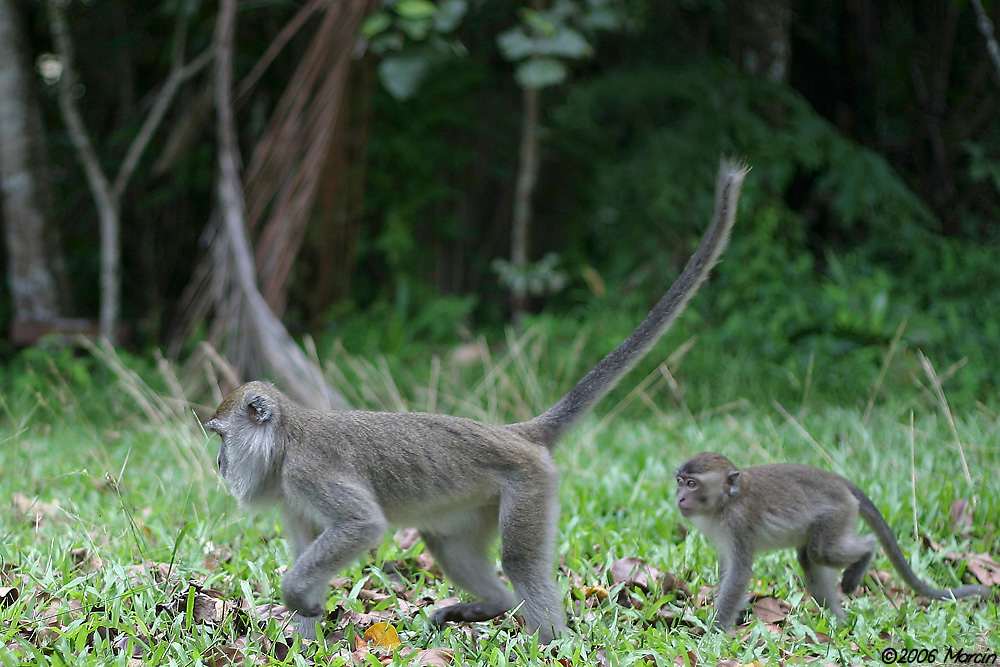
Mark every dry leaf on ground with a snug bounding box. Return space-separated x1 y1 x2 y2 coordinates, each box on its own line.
394 528 421 550
11 493 63 526
0 587 19 607
950 499 974 534
673 650 697 665
608 557 660 591
399 647 455 666
941 551 1000 586
363 622 402 650
659 571 692 598
750 596 790 624
202 547 234 571
70 546 104 573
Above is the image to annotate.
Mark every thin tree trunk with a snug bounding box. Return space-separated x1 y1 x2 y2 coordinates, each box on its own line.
972 0 1000 83
510 85 539 327
212 0 348 410
730 0 792 83
0 0 66 331
47 0 119 342
48 0 212 343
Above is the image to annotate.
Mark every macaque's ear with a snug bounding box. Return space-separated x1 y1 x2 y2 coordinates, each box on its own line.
246 394 274 425
724 470 741 496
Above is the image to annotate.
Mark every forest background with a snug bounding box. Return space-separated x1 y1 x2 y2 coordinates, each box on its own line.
1 0 997 412
1 1 999 664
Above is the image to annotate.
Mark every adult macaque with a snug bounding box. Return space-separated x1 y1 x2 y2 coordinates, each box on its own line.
203 161 749 641
676 452 992 629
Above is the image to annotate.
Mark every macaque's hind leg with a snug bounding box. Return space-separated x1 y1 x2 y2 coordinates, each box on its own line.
841 539 876 595
423 507 516 627
798 546 846 619
800 517 875 619
499 471 566 643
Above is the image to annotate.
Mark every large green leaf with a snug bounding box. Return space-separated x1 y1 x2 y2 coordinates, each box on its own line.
497 26 592 61
360 12 392 38
378 56 431 100
395 0 436 20
434 0 467 33
515 57 567 89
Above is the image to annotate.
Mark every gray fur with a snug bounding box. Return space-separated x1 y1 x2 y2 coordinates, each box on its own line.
203 161 750 642
676 452 993 630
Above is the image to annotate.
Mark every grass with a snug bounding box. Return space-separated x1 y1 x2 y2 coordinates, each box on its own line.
0 331 997 666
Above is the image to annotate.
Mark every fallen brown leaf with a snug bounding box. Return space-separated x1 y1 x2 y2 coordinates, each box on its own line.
359 588 393 604
399 647 455 666
111 633 149 658
255 602 290 623
202 547 233 571
70 547 104 573
363 622 401 650
394 528 421 550
11 493 63 526
961 552 1000 586
191 593 229 624
811 630 832 644
428 596 461 613
0 587 18 607
696 585 714 608
608 557 660 591
124 560 176 587
341 608 396 628
921 534 943 552
659 571 693 598
35 627 61 644
750 596 790 624
203 644 245 667
674 650 698 665
415 552 436 573
950 499 974 534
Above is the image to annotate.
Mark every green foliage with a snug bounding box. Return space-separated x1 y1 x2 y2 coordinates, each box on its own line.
1 349 996 664
492 252 568 298
496 0 622 89
366 0 470 99
323 291 478 359
543 61 999 406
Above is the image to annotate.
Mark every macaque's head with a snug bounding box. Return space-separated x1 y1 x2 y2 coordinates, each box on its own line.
675 452 740 517
203 381 283 506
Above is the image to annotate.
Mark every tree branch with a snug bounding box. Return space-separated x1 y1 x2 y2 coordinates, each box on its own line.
48 0 120 341
972 0 1000 83
212 0 348 410
234 0 326 104
47 0 115 213
112 47 214 203
48 0 214 342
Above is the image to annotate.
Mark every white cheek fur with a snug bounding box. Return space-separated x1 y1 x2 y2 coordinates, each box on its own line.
219 418 281 507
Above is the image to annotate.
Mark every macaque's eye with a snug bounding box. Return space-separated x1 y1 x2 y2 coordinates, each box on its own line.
686 479 697 489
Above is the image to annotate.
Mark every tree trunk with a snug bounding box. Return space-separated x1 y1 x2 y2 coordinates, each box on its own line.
48 0 212 344
0 0 68 334
510 85 540 327
212 0 348 411
730 0 792 83
48 0 120 342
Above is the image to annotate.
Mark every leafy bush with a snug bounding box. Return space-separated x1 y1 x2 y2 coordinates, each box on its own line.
541 61 998 407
